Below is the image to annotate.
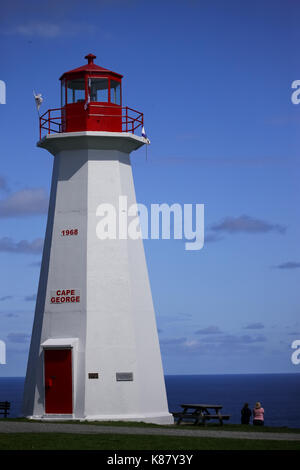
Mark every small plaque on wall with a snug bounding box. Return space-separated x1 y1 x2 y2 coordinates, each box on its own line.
88 373 99 379
116 372 133 382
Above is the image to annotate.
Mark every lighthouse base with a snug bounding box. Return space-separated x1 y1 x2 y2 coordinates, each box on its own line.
83 413 174 425
26 413 174 425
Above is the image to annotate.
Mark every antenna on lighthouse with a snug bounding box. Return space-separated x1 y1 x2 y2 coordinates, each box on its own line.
142 126 150 161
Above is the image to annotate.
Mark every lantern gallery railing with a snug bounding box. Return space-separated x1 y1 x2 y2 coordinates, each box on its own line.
39 105 144 139
39 107 63 137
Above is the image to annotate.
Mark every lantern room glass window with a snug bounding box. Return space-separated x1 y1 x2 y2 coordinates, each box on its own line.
110 80 121 105
67 79 85 103
61 80 66 107
89 78 109 102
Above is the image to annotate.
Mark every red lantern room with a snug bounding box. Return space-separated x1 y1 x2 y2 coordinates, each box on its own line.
39 54 143 138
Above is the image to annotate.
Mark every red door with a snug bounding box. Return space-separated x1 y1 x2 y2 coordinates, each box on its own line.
44 349 73 414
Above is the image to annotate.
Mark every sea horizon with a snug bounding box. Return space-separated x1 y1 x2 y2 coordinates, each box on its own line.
1 373 300 428
1 371 299 378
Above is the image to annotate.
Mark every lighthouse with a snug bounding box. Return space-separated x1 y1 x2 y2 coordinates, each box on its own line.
22 54 173 424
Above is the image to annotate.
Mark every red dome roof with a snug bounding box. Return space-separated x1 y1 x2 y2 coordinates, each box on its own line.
60 53 123 80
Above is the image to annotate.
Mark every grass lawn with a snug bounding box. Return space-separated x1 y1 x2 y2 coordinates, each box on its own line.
8 418 300 434
0 432 299 450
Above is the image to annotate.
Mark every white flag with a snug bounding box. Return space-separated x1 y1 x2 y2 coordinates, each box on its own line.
33 90 43 111
84 78 91 110
142 126 150 144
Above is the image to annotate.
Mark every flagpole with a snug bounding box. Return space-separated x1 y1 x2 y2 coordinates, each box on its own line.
36 105 40 120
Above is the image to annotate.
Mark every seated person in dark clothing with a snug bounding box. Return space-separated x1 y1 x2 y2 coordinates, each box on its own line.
241 403 252 424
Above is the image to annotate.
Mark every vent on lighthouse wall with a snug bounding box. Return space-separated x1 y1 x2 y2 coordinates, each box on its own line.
116 373 134 382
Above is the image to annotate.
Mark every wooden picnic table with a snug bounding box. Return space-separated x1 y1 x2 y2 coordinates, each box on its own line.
173 403 230 426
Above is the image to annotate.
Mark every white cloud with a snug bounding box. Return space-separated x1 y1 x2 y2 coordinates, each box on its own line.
6 333 31 344
244 322 265 330
0 176 7 191
205 232 223 243
28 261 41 267
0 295 13 302
24 294 37 302
195 326 223 335
200 334 267 344
0 188 48 218
275 262 300 270
0 237 44 254
160 333 267 356
211 215 286 235
3 21 96 38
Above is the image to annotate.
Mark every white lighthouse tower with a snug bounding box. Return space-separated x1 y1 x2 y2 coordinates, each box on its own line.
23 54 173 424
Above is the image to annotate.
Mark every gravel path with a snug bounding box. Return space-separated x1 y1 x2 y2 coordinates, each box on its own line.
0 421 299 442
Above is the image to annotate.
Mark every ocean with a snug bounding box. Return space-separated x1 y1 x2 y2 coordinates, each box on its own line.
165 374 300 429
0 374 299 428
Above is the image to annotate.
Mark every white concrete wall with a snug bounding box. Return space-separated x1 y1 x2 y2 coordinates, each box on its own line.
23 148 88 418
23 133 173 424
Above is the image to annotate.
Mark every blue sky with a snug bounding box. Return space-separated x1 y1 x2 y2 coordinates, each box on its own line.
0 0 299 376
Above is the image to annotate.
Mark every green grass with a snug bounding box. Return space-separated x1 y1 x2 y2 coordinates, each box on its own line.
0 433 299 450
7 418 300 434
2 419 300 450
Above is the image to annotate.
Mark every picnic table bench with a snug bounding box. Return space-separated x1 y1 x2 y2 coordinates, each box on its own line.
0 401 10 418
173 404 230 426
